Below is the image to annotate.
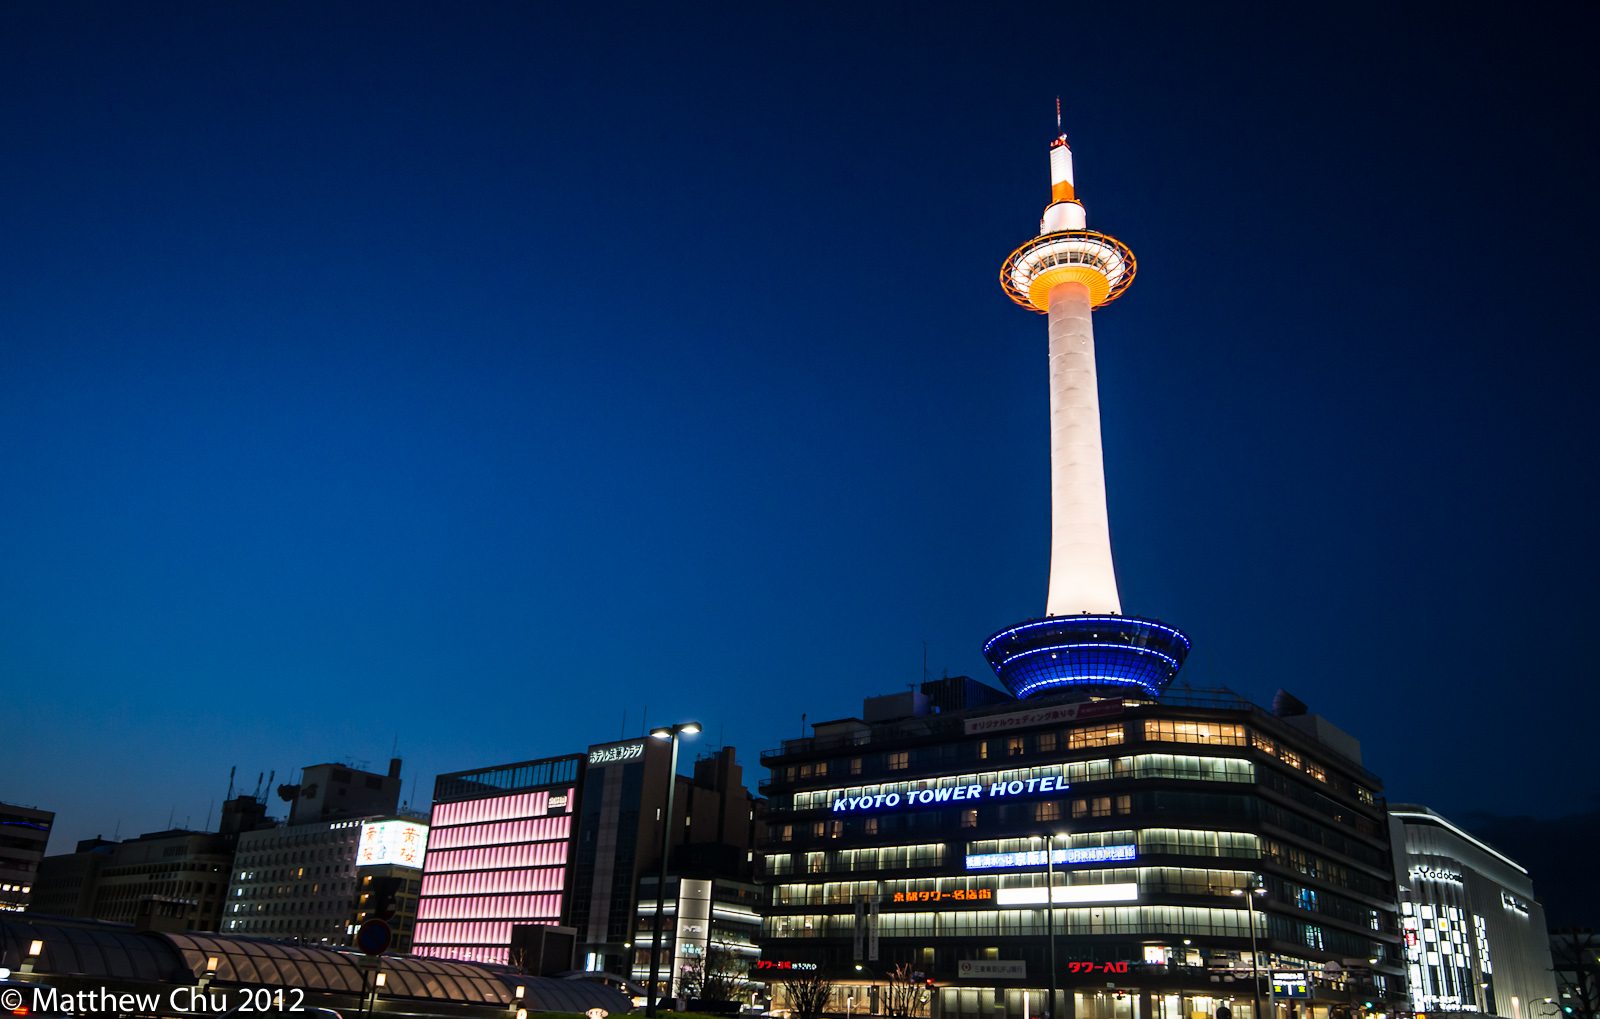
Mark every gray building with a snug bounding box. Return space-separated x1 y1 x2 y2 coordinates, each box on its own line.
282 759 406 825
29 794 272 931
1389 805 1559 1019
0 802 53 912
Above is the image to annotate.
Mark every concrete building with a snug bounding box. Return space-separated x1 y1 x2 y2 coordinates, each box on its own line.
635 867 763 1007
29 794 272 931
282 759 406 825
569 739 762 977
224 814 427 950
761 679 1404 1019
1389 806 1560 1018
0 802 53 911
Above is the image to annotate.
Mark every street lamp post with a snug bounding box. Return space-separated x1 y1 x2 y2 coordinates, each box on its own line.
645 720 701 1018
1229 885 1269 1019
1034 833 1065 1019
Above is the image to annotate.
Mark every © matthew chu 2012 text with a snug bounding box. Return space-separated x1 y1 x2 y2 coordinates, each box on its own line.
2 985 312 1014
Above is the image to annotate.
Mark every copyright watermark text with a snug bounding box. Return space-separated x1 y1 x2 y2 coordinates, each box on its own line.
1 985 311 1014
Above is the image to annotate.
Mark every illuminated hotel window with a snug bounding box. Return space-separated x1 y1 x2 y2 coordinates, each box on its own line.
887 751 909 771
1116 795 1131 814
1067 724 1125 749
850 757 863 776
1143 720 1247 746
960 809 978 829
811 822 826 838
864 817 879 836
1006 737 1025 757
1033 802 1061 822
779 825 793 843
1090 797 1112 817
1071 799 1087 819
1036 732 1058 753
978 741 990 761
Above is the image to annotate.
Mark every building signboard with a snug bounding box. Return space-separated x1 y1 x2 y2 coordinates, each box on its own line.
1271 972 1310 999
959 960 1025 980
587 742 645 766
891 889 994 905
356 820 428 869
963 700 1122 736
1409 865 1463 884
966 845 1136 870
830 773 1067 814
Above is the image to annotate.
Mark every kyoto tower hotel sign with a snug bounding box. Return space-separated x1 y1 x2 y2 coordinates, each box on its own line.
983 108 1190 699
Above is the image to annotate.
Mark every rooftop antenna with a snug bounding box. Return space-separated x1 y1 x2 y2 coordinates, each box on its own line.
204 799 214 831
226 765 236 800
265 770 275 800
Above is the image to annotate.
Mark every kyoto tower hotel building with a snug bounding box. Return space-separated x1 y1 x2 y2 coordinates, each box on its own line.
757 119 1405 1019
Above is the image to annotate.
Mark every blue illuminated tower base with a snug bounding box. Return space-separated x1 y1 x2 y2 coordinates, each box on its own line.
983 615 1191 699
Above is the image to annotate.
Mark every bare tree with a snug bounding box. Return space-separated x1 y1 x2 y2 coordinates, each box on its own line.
699 940 749 1003
882 962 928 1019
678 945 707 1000
781 969 835 1019
1552 929 1600 1019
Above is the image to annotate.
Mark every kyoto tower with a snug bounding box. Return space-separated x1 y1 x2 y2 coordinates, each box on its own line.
982 106 1190 700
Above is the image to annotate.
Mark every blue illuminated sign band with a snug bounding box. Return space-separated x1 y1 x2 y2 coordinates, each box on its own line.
965 844 1137 870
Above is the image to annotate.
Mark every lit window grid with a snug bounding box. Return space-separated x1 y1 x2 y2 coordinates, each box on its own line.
428 814 571 850
430 788 568 827
420 867 566 896
765 904 1257 940
423 840 568 873
789 754 1253 812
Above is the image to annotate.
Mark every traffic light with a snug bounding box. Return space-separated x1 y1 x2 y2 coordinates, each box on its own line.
925 978 936 989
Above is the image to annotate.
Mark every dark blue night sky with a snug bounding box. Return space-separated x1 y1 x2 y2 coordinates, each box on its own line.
3 5 1596 854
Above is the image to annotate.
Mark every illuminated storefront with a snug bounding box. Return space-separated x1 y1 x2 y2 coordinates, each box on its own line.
1388 807 1558 1018
413 754 582 965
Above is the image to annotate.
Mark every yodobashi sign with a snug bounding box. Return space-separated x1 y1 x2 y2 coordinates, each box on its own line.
588 742 645 766
1409 865 1462 884
963 700 1122 736
959 960 1025 980
831 775 1068 814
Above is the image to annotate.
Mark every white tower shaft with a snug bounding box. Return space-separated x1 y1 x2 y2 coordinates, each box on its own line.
1044 280 1121 616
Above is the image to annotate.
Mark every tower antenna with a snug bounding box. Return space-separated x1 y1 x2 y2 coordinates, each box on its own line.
1056 96 1062 134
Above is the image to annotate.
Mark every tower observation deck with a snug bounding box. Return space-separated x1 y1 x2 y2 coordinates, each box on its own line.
982 110 1190 699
